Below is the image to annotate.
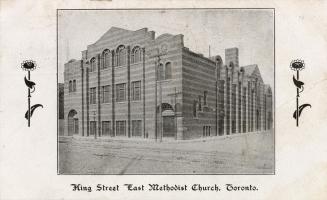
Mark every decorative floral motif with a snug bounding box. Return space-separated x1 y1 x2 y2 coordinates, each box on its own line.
290 59 305 71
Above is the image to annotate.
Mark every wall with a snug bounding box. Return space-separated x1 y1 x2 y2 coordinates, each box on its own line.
182 48 217 139
63 59 82 136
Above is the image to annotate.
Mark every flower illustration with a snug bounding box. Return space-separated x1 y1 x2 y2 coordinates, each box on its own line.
290 59 305 71
21 60 37 71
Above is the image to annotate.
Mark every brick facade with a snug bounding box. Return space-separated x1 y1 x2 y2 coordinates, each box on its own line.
62 27 273 140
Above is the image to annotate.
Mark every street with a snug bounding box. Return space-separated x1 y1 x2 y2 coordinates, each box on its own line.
58 131 274 174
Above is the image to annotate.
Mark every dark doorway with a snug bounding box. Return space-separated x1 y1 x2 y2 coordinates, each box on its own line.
90 121 96 136
163 116 175 138
157 103 176 139
67 109 78 136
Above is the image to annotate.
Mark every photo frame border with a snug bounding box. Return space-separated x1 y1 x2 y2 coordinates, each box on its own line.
56 7 276 176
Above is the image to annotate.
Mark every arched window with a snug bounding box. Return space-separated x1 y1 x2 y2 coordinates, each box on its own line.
135 48 140 63
137 48 142 63
69 81 72 92
73 80 76 92
116 45 126 66
131 46 141 64
90 57 96 72
165 62 172 79
157 63 164 81
103 50 111 69
131 51 134 63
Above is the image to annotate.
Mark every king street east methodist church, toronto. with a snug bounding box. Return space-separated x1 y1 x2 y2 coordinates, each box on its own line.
60 27 273 140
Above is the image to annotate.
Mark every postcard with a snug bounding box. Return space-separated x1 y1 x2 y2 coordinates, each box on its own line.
0 1 326 199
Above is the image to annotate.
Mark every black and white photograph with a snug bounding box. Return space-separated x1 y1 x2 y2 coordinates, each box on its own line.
2 0 327 199
57 9 275 175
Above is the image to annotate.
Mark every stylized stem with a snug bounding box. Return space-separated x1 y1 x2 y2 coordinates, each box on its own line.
28 71 31 127
296 70 299 127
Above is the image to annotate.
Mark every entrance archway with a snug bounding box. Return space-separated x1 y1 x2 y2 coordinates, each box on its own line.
157 103 176 139
67 109 78 136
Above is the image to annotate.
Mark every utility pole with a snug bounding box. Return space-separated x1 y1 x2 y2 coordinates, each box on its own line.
159 66 163 142
154 60 158 142
148 48 167 142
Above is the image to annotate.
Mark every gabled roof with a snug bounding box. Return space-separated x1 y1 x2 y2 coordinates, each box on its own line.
95 27 132 44
242 64 263 82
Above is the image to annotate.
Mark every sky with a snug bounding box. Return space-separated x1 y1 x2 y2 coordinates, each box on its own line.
58 9 274 87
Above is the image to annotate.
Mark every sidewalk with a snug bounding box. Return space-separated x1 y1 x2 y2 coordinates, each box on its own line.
59 130 273 144
58 129 274 174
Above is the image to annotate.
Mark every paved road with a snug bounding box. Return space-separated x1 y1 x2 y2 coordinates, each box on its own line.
58 131 274 174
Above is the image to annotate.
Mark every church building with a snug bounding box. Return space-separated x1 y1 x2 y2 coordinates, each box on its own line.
62 27 273 140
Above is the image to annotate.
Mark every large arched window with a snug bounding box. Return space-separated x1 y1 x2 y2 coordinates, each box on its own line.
67 109 78 136
90 57 96 72
69 81 72 92
131 46 141 64
165 62 172 79
157 63 164 81
103 50 111 69
116 45 126 66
